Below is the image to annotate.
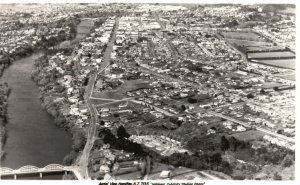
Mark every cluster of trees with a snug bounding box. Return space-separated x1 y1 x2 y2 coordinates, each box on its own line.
187 135 221 152
254 144 295 166
169 116 183 127
220 136 252 152
0 82 10 160
184 134 256 176
63 126 86 166
0 54 13 77
187 93 210 104
147 121 178 131
96 126 161 178
0 83 9 122
98 126 161 160
161 152 232 175
32 51 87 166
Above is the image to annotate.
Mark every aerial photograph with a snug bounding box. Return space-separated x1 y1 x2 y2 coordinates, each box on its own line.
0 2 296 181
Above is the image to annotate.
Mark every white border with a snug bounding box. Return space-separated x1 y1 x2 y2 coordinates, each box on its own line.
0 1 299 185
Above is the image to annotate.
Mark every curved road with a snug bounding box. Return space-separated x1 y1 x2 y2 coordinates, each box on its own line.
77 17 119 179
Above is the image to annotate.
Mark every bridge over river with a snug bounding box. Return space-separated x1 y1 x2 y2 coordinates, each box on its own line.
0 164 83 180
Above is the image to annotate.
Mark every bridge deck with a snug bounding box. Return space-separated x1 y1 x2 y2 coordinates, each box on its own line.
0 164 77 177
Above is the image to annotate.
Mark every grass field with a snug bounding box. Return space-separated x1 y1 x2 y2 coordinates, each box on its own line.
246 46 286 52
221 31 265 42
275 74 295 81
262 82 285 89
230 130 265 142
252 59 295 69
248 52 295 59
92 79 153 100
228 39 270 47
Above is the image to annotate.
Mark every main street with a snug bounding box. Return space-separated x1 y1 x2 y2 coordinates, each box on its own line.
77 17 119 179
152 11 179 60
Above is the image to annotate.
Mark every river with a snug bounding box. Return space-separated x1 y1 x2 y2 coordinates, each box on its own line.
0 53 72 179
0 18 94 180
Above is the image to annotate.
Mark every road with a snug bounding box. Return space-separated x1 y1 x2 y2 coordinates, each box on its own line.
152 11 165 29
152 11 179 60
196 43 214 58
94 98 133 108
130 99 176 117
77 17 119 179
200 171 221 180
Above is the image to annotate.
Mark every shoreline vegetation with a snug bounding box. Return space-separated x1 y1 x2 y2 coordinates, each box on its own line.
31 49 87 168
0 82 10 161
0 17 80 163
31 47 86 169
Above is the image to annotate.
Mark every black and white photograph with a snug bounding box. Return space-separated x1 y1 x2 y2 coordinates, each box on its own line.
0 1 298 183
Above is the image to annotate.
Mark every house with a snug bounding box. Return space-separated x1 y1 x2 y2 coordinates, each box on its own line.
100 107 110 112
101 113 110 118
207 128 216 135
154 112 164 119
160 170 171 179
236 125 246 132
99 165 110 174
119 101 128 108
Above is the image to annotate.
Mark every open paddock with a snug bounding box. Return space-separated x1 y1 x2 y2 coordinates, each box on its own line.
251 59 295 69
221 31 265 41
92 79 153 100
228 39 271 47
230 130 265 142
248 52 295 59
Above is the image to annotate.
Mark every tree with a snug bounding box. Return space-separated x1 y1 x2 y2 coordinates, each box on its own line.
273 172 282 180
211 152 222 170
100 120 105 126
247 93 255 99
93 139 104 149
187 97 197 103
72 130 86 152
277 129 284 134
117 125 130 139
281 154 294 167
220 161 233 175
103 130 117 146
181 105 186 112
63 151 78 166
220 136 230 151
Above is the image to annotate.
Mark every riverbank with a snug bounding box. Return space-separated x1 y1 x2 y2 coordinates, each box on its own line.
30 18 97 169
0 82 10 161
1 17 95 176
0 19 80 164
31 50 87 167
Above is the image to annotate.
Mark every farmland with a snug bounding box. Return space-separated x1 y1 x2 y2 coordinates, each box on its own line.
248 51 295 59
246 45 286 52
251 59 295 70
221 31 296 70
